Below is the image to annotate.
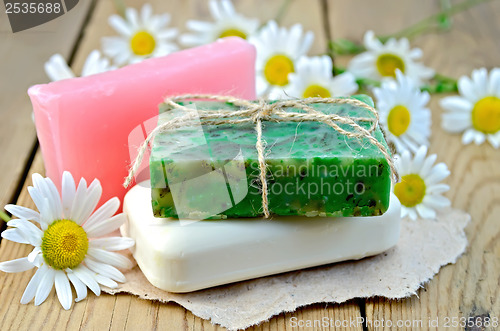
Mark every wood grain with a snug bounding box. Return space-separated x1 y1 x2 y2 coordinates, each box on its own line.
0 0 94 225
0 0 360 329
327 1 500 330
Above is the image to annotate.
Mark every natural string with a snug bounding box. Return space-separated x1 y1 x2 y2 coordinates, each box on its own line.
124 94 399 218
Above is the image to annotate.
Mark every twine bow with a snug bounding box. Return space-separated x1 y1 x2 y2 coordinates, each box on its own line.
124 94 398 218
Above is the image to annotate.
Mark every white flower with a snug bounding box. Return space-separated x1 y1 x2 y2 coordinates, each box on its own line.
180 0 259 47
0 172 134 310
102 4 178 66
44 50 115 82
249 20 314 97
348 30 434 86
393 146 451 220
269 55 358 99
440 68 500 148
373 70 431 154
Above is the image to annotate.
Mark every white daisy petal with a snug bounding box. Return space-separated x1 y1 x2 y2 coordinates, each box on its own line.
400 206 409 218
66 271 88 302
7 219 42 246
416 204 436 219
458 75 478 102
462 128 477 144
44 54 75 82
125 7 139 30
94 274 118 289
54 271 72 310
488 68 500 95
423 195 451 208
70 178 88 223
1 228 30 244
84 258 126 283
473 132 486 145
73 179 102 226
27 186 45 214
407 208 418 221
442 112 472 133
34 266 55 306
73 265 101 296
89 237 135 251
87 248 133 269
20 266 45 304
27 247 42 263
426 163 450 185
487 134 500 149
108 15 132 36
61 171 76 218
5 204 40 222
85 213 127 238
439 96 473 113
44 178 63 220
427 183 450 194
0 257 34 273
82 197 120 231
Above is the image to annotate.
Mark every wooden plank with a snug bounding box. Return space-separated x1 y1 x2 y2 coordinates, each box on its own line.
0 0 363 329
325 0 500 329
0 0 94 224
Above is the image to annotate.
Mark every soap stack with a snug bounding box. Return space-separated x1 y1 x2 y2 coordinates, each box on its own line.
29 38 401 293
123 95 402 292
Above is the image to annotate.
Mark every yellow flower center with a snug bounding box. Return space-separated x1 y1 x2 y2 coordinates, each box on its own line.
41 219 88 270
394 174 426 207
303 84 331 98
264 54 294 86
218 28 247 39
376 53 405 77
387 105 411 136
130 31 156 56
471 96 500 134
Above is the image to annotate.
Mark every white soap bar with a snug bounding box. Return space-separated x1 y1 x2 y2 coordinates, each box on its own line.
122 182 401 293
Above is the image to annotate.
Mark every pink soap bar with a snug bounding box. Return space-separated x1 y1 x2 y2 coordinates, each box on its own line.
29 37 256 206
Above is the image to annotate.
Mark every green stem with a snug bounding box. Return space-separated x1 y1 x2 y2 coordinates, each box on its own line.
274 0 293 24
379 0 494 41
0 210 11 222
113 0 126 17
333 0 494 54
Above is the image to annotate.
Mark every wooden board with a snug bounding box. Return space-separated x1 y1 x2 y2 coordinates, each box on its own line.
0 0 94 222
1 0 499 330
327 0 500 329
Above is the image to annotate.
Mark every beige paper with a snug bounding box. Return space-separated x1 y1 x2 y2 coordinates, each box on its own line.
104 207 469 330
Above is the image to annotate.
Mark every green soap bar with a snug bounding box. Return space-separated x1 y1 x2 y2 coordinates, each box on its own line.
150 95 392 219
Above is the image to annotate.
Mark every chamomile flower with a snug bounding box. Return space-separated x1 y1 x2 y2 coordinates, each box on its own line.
270 55 358 99
102 4 178 66
440 68 500 148
44 50 115 82
373 70 431 154
180 0 259 47
0 172 134 310
249 20 314 97
394 146 451 220
348 31 434 86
